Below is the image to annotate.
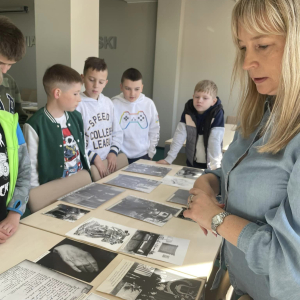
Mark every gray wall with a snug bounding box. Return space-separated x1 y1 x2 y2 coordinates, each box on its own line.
99 0 157 98
0 0 36 91
153 0 239 145
176 0 238 125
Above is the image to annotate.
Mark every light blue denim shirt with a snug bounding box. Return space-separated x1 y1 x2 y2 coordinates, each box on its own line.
205 102 300 300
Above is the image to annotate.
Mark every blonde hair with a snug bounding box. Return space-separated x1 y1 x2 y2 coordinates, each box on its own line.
194 80 218 98
232 0 300 153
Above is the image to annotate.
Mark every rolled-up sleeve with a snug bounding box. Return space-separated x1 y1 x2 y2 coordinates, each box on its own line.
237 155 300 298
204 167 222 195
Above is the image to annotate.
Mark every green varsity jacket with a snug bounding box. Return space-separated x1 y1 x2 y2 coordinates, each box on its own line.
26 107 90 185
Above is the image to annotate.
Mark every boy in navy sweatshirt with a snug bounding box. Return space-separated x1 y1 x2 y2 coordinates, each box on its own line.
158 80 224 170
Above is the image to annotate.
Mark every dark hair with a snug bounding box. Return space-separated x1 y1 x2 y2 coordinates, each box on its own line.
0 16 26 61
43 64 82 96
121 68 143 83
83 57 107 75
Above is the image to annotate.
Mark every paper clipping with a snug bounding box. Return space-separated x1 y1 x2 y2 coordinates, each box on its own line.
123 163 171 177
105 174 161 193
37 238 117 283
66 218 137 251
59 183 125 209
97 259 203 300
161 176 195 190
0 260 92 300
167 189 190 206
120 230 190 265
43 204 89 222
174 167 203 180
106 196 182 226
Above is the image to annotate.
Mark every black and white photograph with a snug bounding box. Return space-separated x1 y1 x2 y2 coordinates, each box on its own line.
43 204 89 222
37 238 117 283
66 218 137 251
86 294 109 300
167 189 190 206
120 230 190 265
105 174 161 193
58 183 125 209
174 167 204 180
97 259 203 300
123 163 171 177
176 208 196 223
0 260 92 300
161 176 195 190
106 196 182 226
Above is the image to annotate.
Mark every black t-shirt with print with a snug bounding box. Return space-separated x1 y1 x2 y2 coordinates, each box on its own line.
0 125 10 221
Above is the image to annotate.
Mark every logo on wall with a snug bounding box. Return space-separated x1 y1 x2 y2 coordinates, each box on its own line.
99 36 117 50
23 36 117 49
25 36 35 47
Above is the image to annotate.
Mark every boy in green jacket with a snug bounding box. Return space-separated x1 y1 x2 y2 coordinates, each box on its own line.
24 64 90 187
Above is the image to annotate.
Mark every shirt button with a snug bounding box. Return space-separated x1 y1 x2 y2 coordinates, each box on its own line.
68 123 71 126
60 145 62 147
77 139 80 142
60 165 63 168
57 125 59 128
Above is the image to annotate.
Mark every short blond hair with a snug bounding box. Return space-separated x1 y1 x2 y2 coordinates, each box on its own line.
232 0 300 154
194 80 218 98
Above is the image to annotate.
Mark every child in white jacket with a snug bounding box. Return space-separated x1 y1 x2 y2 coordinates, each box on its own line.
77 57 123 177
112 68 160 164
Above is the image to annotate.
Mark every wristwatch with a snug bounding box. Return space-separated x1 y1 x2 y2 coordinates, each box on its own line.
211 212 231 235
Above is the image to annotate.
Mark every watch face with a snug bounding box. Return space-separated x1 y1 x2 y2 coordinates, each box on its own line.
212 215 221 226
216 215 222 223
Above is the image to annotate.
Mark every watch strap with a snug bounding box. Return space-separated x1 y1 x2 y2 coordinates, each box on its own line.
211 211 231 235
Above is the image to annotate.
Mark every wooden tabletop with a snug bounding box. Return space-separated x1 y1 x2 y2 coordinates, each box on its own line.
21 160 221 279
0 224 205 299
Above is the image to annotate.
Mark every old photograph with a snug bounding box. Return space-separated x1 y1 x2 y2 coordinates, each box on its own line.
0 260 92 300
97 259 203 300
37 238 117 283
176 208 196 223
106 196 182 226
161 176 195 190
58 182 125 209
123 163 171 177
105 174 161 193
66 218 137 251
175 167 204 180
167 189 190 206
120 230 190 265
43 204 89 222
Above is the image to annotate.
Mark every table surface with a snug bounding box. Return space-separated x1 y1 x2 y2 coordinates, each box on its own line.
165 123 236 152
21 160 221 279
0 224 205 299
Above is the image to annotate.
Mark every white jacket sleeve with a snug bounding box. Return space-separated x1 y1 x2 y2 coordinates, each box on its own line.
165 122 187 164
207 127 224 170
148 103 160 159
110 106 123 155
23 123 40 188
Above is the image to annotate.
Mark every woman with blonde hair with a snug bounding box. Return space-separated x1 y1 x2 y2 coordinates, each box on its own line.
184 0 300 299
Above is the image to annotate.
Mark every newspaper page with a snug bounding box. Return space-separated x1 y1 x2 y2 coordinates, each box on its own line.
0 260 92 300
